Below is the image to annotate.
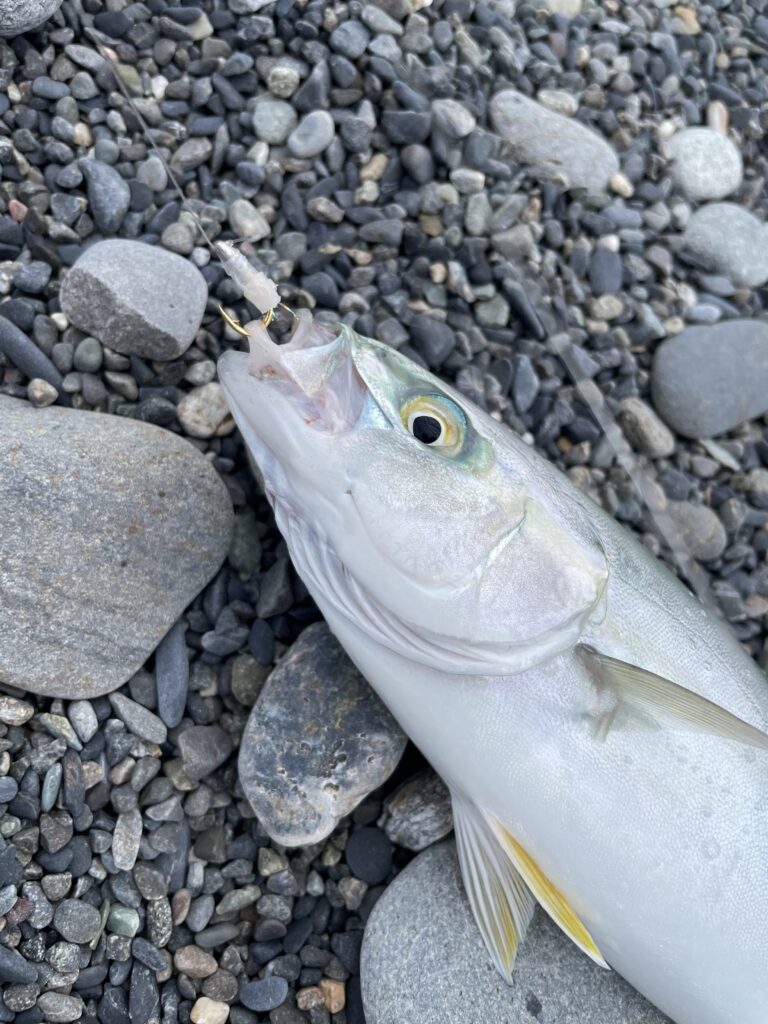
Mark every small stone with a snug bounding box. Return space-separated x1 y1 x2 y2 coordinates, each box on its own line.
60 240 208 361
156 619 189 729
0 945 37 984
53 898 101 944
174 945 218 978
361 843 665 1024
112 808 143 871
667 502 727 561
109 692 167 744
432 99 476 139
27 378 59 407
652 321 768 438
108 904 141 937
330 20 370 59
0 396 232 698
346 827 393 885
408 314 455 367
79 158 130 235
0 316 63 390
619 398 675 459
319 979 345 1014
490 90 619 193
177 383 235 439
681 204 768 288
239 977 289 1012
239 622 405 846
191 997 229 1024
0 696 34 725
253 99 298 145
179 725 233 781
287 111 336 159
666 128 743 202
589 249 623 296
68 700 98 742
37 992 84 1023
381 770 453 851
229 199 270 241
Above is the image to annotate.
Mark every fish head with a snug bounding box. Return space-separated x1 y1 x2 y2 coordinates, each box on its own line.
218 314 606 673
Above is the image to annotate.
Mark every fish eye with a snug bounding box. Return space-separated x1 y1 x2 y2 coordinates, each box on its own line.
400 395 466 451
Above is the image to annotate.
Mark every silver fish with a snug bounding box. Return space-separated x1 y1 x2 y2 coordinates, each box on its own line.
219 312 768 1024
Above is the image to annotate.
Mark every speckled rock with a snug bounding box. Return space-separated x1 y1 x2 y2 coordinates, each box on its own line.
239 622 406 846
490 90 619 193
60 240 208 361
0 0 63 34
361 843 669 1024
665 128 743 202
380 771 453 852
651 321 768 438
0 396 233 697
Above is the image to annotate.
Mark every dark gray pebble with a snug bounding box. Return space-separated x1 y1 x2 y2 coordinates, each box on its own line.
239 976 289 1012
0 316 63 389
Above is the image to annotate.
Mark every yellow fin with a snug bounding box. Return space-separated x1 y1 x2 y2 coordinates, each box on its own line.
452 794 536 982
490 819 610 970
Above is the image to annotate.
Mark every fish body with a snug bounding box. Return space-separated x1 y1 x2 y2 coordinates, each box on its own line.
219 315 768 1024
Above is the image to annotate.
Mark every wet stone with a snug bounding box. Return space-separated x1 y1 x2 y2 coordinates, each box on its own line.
239 622 406 846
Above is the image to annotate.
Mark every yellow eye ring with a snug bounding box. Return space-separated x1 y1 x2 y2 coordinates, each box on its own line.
400 394 466 450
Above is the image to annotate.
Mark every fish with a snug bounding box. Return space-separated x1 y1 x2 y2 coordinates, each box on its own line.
218 310 768 1024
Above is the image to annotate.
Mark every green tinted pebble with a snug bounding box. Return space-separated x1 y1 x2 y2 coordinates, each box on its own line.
73 336 103 373
107 904 140 938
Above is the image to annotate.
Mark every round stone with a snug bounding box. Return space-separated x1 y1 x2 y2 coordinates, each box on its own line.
666 128 743 202
239 976 289 1012
346 828 393 885
177 383 235 439
287 111 336 159
432 99 477 139
681 203 768 288
191 997 229 1024
53 899 101 944
253 99 298 145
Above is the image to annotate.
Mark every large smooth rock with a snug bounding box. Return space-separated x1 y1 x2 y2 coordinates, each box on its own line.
60 239 208 361
239 622 406 846
651 321 768 438
665 128 742 202
362 842 669 1024
681 203 768 287
0 0 62 35
490 90 619 193
0 397 232 698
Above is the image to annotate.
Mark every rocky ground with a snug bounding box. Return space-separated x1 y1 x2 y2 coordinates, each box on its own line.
2 0 768 1022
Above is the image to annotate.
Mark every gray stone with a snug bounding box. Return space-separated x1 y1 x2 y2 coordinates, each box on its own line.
112 808 143 871
287 111 336 159
490 90 619 193
666 502 727 562
37 992 84 1023
109 692 167 744
666 128 743 202
651 321 768 438
253 99 297 145
619 397 675 458
0 316 63 389
60 240 208 361
239 622 406 846
329 20 370 59
53 899 101 944
179 725 233 781
229 199 270 241
0 945 37 984
0 396 232 698
362 843 669 1024
681 204 768 288
79 159 130 235
381 770 453 852
432 99 476 139
0 0 63 34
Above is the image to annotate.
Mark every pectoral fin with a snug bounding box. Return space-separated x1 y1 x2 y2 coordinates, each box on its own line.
488 818 610 970
452 794 536 981
577 644 768 752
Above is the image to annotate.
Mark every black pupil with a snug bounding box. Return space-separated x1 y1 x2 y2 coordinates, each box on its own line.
412 415 442 444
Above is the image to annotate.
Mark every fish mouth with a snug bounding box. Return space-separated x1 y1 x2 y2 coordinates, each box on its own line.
226 311 368 435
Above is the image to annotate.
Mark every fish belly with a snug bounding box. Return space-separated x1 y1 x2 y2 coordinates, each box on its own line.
320 604 768 1024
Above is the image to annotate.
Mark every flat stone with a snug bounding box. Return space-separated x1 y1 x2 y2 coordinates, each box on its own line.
109 692 167 744
681 203 768 288
0 396 232 698
178 725 233 781
490 89 619 193
0 0 63 33
666 128 743 202
651 321 768 438
239 622 406 847
381 770 453 851
37 992 84 1023
79 159 131 235
361 842 669 1024
240 976 289 1012
60 239 208 361
53 899 101 944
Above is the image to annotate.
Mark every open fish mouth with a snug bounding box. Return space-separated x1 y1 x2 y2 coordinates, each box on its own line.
236 311 368 435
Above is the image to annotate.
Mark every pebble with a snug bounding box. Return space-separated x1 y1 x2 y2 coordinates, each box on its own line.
79 159 131 235
253 99 297 145
0 0 63 34
239 977 289 1012
345 827 393 885
681 204 768 288
0 316 63 389
174 945 218 978
0 945 37 984
408 314 455 368
287 111 336 158
191 997 230 1024
239 622 406 845
37 993 84 1023
177 383 235 438
361 843 666 1024
432 99 476 139
490 90 619 193
229 199 270 241
178 725 233 781
109 692 167 744
666 128 743 202
667 502 727 561
53 899 101 944
652 321 768 439
0 695 34 725
619 398 675 459
60 240 208 361
155 619 189 729
112 809 143 871
589 249 623 296
381 770 453 851
0 396 232 697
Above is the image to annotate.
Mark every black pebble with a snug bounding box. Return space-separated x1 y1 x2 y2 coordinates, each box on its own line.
345 827 393 885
